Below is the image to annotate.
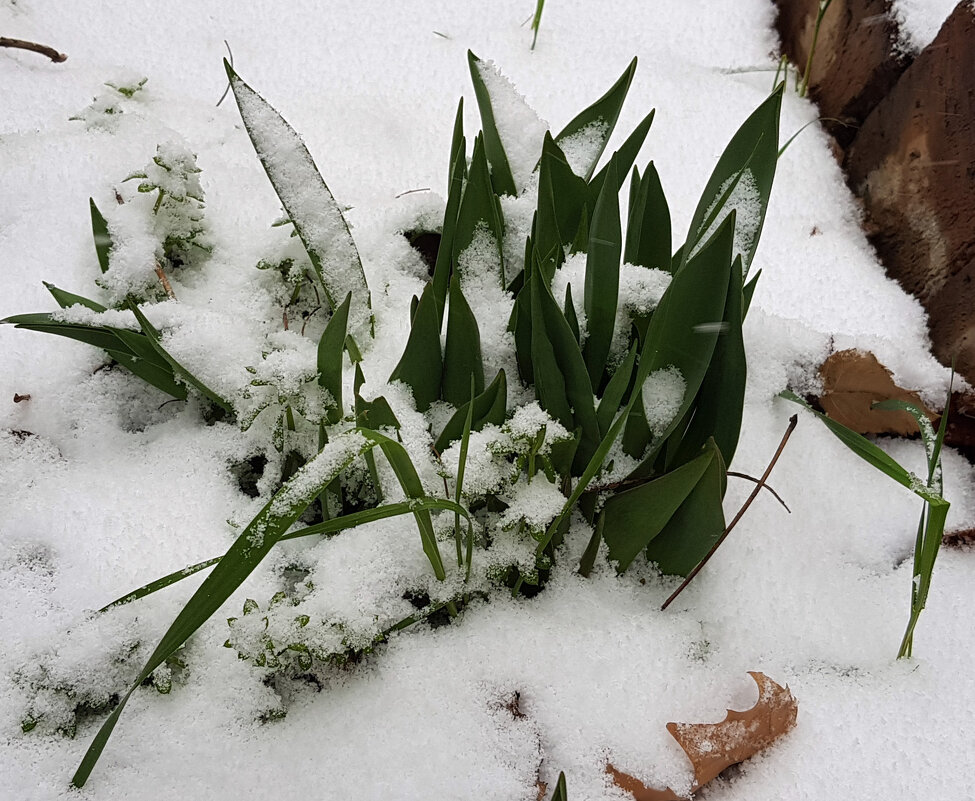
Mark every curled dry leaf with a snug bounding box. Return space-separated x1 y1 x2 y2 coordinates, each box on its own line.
817 349 933 435
608 672 798 800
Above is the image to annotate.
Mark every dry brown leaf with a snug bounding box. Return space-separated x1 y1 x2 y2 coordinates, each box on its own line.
818 349 933 435
608 672 798 800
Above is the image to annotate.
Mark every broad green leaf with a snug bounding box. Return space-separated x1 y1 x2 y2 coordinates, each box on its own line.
582 155 621 387
563 284 580 344
225 61 372 340
537 133 588 267
671 255 746 468
625 161 672 273
601 444 716 572
623 214 736 469
434 369 507 453
554 57 638 181
128 302 234 415
449 96 465 188
742 268 761 317
72 431 375 788
452 134 505 287
89 198 112 274
388 283 442 412
645 439 727 576
43 281 107 312
681 84 783 276
318 292 351 425
529 262 600 470
357 394 400 432
442 275 485 407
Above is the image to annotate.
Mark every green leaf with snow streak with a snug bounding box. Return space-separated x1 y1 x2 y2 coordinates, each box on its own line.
452 134 506 287
645 438 727 576
388 283 442 412
318 292 351 425
582 155 621 388
601 443 716 573
680 84 782 275
554 57 638 181
225 61 372 340
434 369 507 453
442 274 485 407
89 198 112 274
128 302 234 415
71 430 375 788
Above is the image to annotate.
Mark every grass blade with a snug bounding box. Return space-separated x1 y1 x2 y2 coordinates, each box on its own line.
89 198 112 274
44 281 107 312
318 292 351 425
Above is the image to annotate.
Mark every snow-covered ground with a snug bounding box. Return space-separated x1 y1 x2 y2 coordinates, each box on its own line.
1 1 971 799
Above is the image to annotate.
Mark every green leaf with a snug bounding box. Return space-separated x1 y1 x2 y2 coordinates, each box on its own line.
72 431 375 788
597 340 637 436
623 214 736 468
582 155 621 387
318 292 351 425
43 281 107 312
388 283 443 412
601 444 716 572
442 275 485 407
128 302 234 415
449 96 465 189
554 57 638 181
89 198 112 274
562 283 580 344
530 262 600 470
225 61 372 340
681 84 782 275
645 439 727 576
742 268 761 317
624 161 672 273
550 772 568 801
588 109 655 199
433 131 468 323
467 51 523 196
434 369 507 452
537 133 588 267
670 255 746 468
452 134 506 287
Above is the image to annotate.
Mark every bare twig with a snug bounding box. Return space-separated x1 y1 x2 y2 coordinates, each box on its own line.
661 415 798 611
0 36 67 62
154 262 176 300
727 471 791 513
216 40 233 107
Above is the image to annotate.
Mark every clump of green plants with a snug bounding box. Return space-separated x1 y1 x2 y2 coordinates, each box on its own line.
6 54 785 787
69 75 148 129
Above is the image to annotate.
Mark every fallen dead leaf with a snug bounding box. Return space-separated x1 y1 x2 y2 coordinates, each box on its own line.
818 349 933 435
608 672 798 800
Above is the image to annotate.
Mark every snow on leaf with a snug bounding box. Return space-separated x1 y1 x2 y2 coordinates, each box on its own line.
608 672 798 800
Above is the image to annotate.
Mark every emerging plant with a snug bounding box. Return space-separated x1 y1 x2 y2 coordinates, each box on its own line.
783 384 951 658
3 54 785 786
69 75 148 129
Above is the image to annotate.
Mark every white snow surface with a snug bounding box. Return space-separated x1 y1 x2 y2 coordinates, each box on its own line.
893 0 964 51
1 1 972 800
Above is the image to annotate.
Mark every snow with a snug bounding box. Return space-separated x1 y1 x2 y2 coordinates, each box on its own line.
1 1 972 800
893 0 964 51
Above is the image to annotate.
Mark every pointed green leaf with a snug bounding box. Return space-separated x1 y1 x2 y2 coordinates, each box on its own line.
89 198 112 274
554 57 638 181
443 275 485 407
563 284 580 344
433 133 468 323
388 283 442 412
597 340 637 436
582 155 621 386
318 292 351 425
681 85 782 276
452 134 505 287
626 161 672 273
434 369 507 453
601 444 716 572
43 281 107 312
588 109 655 197
225 61 372 340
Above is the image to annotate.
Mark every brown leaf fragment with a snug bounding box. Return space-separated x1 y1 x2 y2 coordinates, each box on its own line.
944 528 975 548
818 349 933 435
608 672 797 800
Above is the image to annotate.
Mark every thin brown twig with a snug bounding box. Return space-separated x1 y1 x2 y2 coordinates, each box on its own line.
661 415 798 611
727 471 791 513
154 262 176 300
0 36 67 62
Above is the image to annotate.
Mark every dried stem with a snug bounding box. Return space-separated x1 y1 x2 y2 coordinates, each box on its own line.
154 262 176 300
0 36 67 62
661 415 798 611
